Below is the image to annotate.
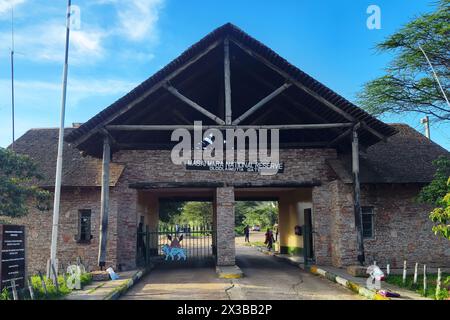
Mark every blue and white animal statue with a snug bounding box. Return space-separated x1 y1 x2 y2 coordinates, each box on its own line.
162 234 187 261
162 244 187 261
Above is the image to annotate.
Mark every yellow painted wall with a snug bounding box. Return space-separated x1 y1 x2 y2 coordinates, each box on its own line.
278 189 312 254
136 191 159 228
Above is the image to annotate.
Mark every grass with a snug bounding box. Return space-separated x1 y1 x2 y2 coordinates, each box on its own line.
243 240 266 247
0 272 93 300
384 273 450 300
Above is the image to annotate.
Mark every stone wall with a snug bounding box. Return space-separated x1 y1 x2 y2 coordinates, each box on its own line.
360 184 450 268
328 180 358 266
112 148 338 267
215 187 235 266
6 187 118 274
11 146 449 273
322 181 450 268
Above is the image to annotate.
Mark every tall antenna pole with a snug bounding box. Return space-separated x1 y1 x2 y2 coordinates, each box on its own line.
48 0 72 279
418 45 450 108
10 3 15 150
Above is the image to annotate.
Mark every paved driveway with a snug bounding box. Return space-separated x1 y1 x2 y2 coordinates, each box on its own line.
232 246 361 300
121 244 361 300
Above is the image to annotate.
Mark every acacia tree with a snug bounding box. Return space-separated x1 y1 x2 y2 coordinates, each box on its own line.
358 0 450 121
0 148 50 218
418 156 450 239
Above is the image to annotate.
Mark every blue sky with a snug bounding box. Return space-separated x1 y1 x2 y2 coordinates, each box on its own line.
0 0 448 149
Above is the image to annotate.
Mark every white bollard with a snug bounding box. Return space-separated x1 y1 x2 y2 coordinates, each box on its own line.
386 264 390 276
402 260 407 285
413 262 418 285
423 265 427 294
436 268 442 299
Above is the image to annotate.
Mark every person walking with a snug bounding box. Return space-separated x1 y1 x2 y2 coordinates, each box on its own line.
264 228 275 251
244 225 250 243
273 223 279 242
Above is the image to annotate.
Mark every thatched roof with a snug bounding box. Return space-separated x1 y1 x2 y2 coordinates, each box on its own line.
328 124 449 184
12 128 124 188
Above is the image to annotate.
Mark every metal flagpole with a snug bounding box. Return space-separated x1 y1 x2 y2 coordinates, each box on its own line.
10 3 15 150
48 0 72 279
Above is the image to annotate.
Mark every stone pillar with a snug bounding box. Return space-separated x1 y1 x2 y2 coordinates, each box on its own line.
215 187 235 266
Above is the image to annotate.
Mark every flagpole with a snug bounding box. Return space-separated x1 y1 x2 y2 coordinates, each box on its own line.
49 0 72 279
10 3 15 150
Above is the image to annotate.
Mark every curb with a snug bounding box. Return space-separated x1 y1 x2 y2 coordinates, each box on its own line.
251 244 388 300
103 265 153 300
309 265 389 300
216 265 244 279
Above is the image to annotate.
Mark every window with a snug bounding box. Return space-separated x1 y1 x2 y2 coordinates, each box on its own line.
77 210 92 243
362 207 374 239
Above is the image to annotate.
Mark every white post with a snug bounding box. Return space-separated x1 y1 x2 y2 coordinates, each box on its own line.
413 262 418 285
423 265 427 294
436 268 442 299
402 260 407 284
48 0 72 279
420 116 430 139
97 135 111 269
386 264 390 276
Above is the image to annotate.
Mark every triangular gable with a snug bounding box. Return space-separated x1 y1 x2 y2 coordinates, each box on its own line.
65 23 397 157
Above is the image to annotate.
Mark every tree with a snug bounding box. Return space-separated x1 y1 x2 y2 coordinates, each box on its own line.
0 148 50 218
418 156 450 205
243 202 278 229
235 201 260 226
177 202 213 225
358 0 450 121
159 201 185 224
418 156 450 240
429 180 450 239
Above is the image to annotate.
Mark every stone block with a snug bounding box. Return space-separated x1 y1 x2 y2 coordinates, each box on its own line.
347 265 368 277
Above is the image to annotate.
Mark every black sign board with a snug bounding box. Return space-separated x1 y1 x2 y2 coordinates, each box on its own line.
0 225 26 291
185 160 284 174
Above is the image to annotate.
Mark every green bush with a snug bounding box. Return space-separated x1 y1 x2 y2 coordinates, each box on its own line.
0 271 93 300
235 225 245 236
30 275 71 300
80 272 93 287
0 288 11 300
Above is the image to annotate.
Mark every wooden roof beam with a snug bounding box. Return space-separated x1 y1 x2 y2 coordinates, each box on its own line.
106 123 353 131
70 39 223 147
224 38 232 124
165 84 225 125
232 82 291 125
231 38 355 122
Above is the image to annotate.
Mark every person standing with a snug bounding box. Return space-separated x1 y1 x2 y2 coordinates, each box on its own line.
244 225 250 242
264 228 274 251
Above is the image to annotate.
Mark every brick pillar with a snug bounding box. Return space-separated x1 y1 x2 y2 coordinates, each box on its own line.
215 187 235 266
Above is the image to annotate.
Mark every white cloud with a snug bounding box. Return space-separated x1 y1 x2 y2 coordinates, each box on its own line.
0 77 137 108
0 0 26 17
116 0 164 42
0 77 138 146
0 21 106 64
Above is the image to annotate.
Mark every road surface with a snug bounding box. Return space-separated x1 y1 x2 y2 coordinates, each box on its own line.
121 243 361 300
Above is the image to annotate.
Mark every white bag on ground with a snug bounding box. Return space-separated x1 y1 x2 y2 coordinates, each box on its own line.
106 267 120 280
